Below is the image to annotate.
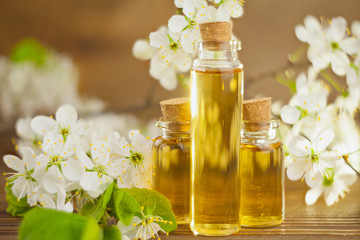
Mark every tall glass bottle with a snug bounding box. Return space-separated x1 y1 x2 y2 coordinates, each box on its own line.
190 22 243 236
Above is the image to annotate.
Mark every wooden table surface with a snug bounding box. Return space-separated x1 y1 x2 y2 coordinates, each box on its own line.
0 129 360 240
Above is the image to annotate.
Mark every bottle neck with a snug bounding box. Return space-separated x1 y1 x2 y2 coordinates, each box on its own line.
241 120 281 144
157 118 190 139
198 40 241 60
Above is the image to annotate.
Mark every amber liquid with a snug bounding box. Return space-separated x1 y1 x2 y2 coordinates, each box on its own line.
152 136 190 224
240 142 284 227
190 69 243 236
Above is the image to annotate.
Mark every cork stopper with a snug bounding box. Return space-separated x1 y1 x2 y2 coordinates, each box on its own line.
160 97 190 122
199 21 232 41
243 97 272 122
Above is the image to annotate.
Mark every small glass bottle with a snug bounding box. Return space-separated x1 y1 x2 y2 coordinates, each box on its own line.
190 21 243 236
240 98 284 227
152 98 191 224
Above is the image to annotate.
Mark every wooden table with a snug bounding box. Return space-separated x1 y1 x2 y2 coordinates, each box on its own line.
0 130 360 240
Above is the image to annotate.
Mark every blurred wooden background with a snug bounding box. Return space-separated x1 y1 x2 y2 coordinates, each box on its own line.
0 0 360 114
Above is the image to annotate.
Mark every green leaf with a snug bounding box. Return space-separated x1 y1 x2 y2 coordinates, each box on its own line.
10 38 49 66
122 188 177 232
19 208 102 240
103 225 122 240
80 183 114 222
5 184 31 216
112 187 141 225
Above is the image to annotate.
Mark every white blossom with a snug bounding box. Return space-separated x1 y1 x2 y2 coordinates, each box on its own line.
149 27 192 90
215 0 244 20
77 140 120 198
31 104 86 138
117 206 172 240
3 147 38 200
109 130 153 188
168 5 217 54
286 128 339 187
296 16 360 76
305 162 357 206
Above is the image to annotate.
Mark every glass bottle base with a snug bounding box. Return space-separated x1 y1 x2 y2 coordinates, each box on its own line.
240 216 283 228
190 223 240 236
176 215 190 225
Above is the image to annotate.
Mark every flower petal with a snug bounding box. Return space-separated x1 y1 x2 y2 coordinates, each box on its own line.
31 116 57 136
351 20 360 38
330 50 350 76
305 185 323 205
91 140 110 166
149 30 169 49
313 128 334 152
305 169 323 188
286 157 308 180
328 17 347 42
168 15 188 33
132 40 155 60
56 104 78 130
61 134 80 158
61 160 85 181
20 147 36 170
288 136 311 157
172 49 192 72
42 166 64 194
16 117 34 140
227 2 243 18
43 132 64 156
340 38 360 54
159 68 178 90
80 172 100 192
3 155 25 172
77 149 94 169
280 105 301 124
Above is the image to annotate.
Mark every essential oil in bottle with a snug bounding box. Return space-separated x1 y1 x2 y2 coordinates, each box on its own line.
152 98 191 224
240 98 284 227
190 21 243 236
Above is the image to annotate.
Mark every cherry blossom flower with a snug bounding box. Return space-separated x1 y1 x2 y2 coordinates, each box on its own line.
174 0 208 18
117 206 171 240
109 130 152 188
168 5 217 54
29 185 73 212
78 140 121 198
149 27 192 90
35 132 84 181
3 147 38 201
214 0 244 20
31 104 86 139
281 68 329 125
296 16 360 76
305 162 357 206
286 128 339 187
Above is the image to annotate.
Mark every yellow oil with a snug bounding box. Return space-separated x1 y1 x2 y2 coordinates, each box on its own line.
190 69 243 236
240 141 284 227
152 136 190 224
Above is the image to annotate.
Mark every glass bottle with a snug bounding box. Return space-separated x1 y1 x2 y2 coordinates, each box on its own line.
190 22 243 236
240 120 284 227
152 117 190 224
